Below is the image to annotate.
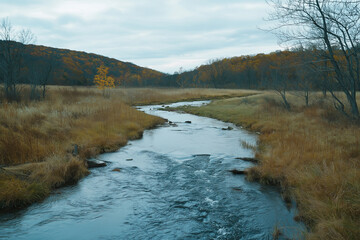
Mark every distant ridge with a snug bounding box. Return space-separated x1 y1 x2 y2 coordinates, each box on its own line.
1 41 166 86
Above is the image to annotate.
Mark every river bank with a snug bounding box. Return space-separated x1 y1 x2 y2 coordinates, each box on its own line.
0 87 255 210
0 88 164 210
172 92 360 240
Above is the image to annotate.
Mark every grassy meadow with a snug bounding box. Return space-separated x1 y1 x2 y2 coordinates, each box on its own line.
174 91 360 240
117 87 259 105
0 86 254 210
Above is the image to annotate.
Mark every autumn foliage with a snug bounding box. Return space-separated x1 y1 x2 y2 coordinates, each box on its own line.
2 40 353 93
0 40 338 90
94 65 115 91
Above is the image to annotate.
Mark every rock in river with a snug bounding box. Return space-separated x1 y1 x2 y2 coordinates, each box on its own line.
235 157 259 163
228 169 247 175
222 126 233 131
87 159 107 168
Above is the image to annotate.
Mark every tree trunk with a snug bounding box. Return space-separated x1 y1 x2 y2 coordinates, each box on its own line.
42 84 46 99
347 93 360 120
279 89 291 111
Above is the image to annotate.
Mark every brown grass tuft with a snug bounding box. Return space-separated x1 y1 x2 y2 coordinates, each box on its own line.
0 176 49 209
29 156 89 188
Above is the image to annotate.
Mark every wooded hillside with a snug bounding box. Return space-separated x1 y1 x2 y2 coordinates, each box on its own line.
174 49 330 91
2 41 356 94
2 41 165 87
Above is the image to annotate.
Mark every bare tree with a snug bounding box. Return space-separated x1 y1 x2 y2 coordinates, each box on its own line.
271 63 293 110
175 67 186 88
0 18 35 101
266 0 360 119
29 57 53 100
292 47 323 106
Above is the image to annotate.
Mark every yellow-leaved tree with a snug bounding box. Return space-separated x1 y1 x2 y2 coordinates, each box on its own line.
94 65 115 96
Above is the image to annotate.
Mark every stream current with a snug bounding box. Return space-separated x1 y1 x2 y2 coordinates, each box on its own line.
0 101 304 240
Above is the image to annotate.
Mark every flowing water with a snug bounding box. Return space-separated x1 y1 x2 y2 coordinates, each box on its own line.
0 101 304 240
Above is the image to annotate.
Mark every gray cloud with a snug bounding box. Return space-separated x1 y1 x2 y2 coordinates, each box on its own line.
0 0 280 73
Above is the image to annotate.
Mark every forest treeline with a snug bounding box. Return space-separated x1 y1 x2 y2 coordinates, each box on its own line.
173 49 331 90
0 40 344 92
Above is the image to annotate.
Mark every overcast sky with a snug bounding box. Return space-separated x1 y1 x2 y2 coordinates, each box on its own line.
0 0 281 73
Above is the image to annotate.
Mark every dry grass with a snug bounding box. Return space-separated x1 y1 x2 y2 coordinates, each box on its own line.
0 87 165 166
116 87 259 105
175 91 360 240
0 175 49 209
0 86 253 209
0 156 87 209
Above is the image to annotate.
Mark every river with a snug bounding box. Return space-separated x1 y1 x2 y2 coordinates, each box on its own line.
0 100 304 240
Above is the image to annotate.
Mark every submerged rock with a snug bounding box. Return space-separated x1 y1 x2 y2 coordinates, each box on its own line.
112 168 121 172
86 159 107 168
228 169 247 175
126 159 133 161
232 187 243 192
222 126 233 131
168 121 178 127
185 121 192 124
235 157 259 163
193 154 211 157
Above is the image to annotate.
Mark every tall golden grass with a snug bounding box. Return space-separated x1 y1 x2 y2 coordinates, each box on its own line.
175 92 360 240
0 86 252 209
0 87 166 166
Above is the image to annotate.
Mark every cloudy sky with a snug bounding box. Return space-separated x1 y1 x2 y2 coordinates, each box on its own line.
0 0 281 73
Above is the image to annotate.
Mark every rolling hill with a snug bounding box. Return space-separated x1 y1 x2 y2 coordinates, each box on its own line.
15 42 166 87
